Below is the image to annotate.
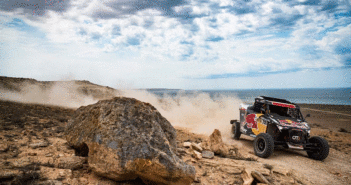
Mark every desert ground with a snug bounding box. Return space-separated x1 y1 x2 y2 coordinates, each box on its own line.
0 77 350 185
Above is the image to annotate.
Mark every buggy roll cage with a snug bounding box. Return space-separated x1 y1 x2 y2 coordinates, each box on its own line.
253 96 306 121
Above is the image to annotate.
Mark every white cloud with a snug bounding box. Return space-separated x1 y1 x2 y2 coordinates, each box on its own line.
1 0 350 89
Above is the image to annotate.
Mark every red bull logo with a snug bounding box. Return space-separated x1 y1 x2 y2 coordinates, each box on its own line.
246 114 258 129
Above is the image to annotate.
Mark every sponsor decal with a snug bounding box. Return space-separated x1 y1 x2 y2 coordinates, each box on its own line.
271 102 296 108
245 114 258 129
279 120 308 129
292 136 300 141
245 113 266 135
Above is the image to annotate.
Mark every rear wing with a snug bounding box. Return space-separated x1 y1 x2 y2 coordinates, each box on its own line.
255 96 299 109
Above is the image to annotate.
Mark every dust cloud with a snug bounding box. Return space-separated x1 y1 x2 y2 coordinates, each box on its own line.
0 81 242 138
0 81 97 108
120 90 242 138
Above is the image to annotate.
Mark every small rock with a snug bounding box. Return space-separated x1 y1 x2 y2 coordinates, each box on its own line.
257 168 271 176
38 180 63 185
70 178 79 185
201 150 214 159
183 142 192 148
251 170 270 184
242 168 254 185
209 129 229 157
40 167 71 181
45 153 53 157
59 171 66 177
263 163 273 171
192 150 202 160
0 143 9 153
12 157 33 168
29 141 49 149
79 177 88 184
35 157 55 167
191 143 203 152
220 166 242 175
28 152 37 156
273 167 289 176
177 148 187 155
194 176 201 183
55 156 86 170
289 178 295 184
0 169 19 179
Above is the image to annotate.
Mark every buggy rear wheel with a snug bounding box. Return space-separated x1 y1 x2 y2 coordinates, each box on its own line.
230 120 241 140
307 136 329 161
254 133 274 158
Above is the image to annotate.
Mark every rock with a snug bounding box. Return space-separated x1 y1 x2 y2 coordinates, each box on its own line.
194 176 201 183
0 143 9 153
0 169 20 179
201 150 214 159
183 142 192 148
11 157 33 168
45 153 53 157
33 156 55 167
29 141 49 149
288 170 310 185
242 168 254 185
209 129 229 157
37 180 63 185
251 170 270 184
55 156 86 170
192 150 202 160
254 167 271 176
220 166 242 175
79 177 88 184
64 97 195 185
177 148 187 156
40 167 71 182
191 143 203 152
263 163 273 171
272 167 289 176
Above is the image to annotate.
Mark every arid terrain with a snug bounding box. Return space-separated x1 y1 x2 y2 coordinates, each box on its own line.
0 76 350 185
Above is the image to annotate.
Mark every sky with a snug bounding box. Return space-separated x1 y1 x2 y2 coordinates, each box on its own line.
0 0 350 90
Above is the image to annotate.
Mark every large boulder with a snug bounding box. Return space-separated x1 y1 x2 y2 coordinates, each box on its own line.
64 97 195 185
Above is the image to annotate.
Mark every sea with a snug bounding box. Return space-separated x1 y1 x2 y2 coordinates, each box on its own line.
146 88 351 105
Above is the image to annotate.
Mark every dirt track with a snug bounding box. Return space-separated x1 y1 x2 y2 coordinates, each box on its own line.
227 134 351 185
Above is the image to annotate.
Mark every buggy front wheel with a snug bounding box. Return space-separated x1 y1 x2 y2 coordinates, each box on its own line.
306 136 329 161
253 133 274 158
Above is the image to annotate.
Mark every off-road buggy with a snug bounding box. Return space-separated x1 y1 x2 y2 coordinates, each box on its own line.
230 96 329 160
